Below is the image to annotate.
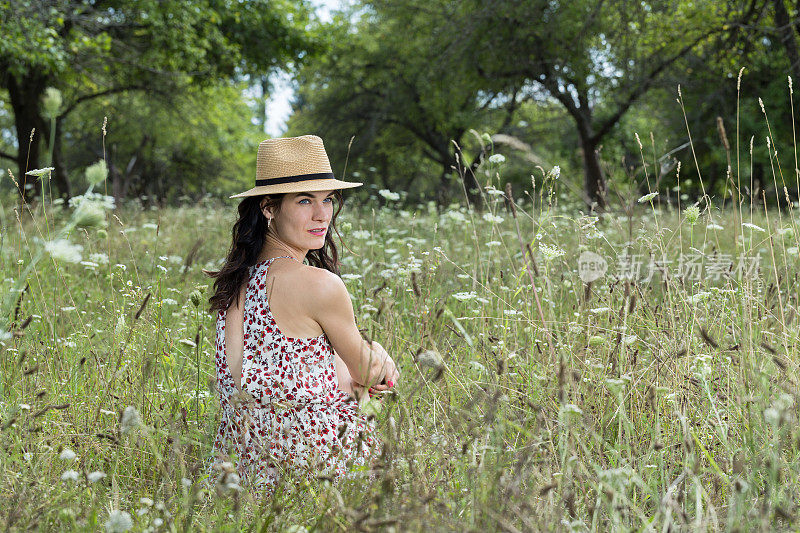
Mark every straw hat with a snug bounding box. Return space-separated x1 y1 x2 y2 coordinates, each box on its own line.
229 135 362 198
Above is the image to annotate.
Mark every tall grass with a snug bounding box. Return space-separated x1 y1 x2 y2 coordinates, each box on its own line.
1 78 800 531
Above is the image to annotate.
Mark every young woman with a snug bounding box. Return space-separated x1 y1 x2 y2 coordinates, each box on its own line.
206 135 399 494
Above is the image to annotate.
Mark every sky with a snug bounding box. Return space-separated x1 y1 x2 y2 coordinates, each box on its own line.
263 0 343 137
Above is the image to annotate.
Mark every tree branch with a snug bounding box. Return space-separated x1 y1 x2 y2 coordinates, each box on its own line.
0 150 17 162
60 84 152 118
591 30 721 144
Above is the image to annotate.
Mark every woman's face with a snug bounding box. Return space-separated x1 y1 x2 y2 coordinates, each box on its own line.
263 190 335 250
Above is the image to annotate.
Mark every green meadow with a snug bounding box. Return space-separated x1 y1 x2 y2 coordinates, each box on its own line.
1 163 799 531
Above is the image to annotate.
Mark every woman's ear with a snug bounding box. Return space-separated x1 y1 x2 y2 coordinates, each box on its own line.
260 198 272 220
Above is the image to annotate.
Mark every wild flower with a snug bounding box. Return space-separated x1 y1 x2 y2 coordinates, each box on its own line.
488 153 506 164
684 204 700 225
445 210 468 223
139 497 154 507
469 361 486 373
378 189 400 201
637 192 659 204
120 406 141 435
341 273 362 281
546 165 561 180
742 222 765 233
189 290 202 307
25 167 55 177
59 448 77 461
115 315 126 337
84 160 108 186
452 291 478 301
72 199 107 229
45 239 83 263
484 186 505 196
589 307 610 314
18 403 31 410
104 510 133 533
352 229 371 239
87 471 107 483
90 252 109 265
539 243 566 260
416 349 444 371
707 223 724 231
588 336 605 347
482 212 504 224
61 469 80 482
42 88 63 119
687 291 712 304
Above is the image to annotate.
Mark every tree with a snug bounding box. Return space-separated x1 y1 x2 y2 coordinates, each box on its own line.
289 0 521 207
0 0 313 202
447 0 732 209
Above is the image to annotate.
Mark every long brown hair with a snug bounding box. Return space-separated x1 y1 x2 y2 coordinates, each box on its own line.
205 191 345 314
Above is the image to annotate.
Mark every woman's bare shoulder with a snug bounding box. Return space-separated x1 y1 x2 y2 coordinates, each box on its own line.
295 264 345 293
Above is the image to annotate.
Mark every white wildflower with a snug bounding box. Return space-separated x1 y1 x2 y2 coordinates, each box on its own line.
352 230 371 239
161 298 178 306
84 160 108 187
547 165 561 180
45 239 83 263
139 497 154 507
469 361 486 373
707 223 724 231
446 210 467 223
120 406 141 435
61 469 80 482
416 349 443 370
742 222 765 233
488 153 506 164
452 291 478 301
104 510 133 533
73 199 107 229
42 87 63 119
687 291 712 304
90 252 109 265
539 243 566 260
482 212 504 224
589 307 610 314
25 167 55 177
637 192 659 204
18 403 31 410
87 471 107 483
684 205 700 225
378 189 400 201
114 314 126 337
341 273 362 281
59 448 77 462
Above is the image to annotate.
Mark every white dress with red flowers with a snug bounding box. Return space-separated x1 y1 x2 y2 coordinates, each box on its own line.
210 256 378 493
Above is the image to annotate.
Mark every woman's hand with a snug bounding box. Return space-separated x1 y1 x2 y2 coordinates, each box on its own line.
366 340 399 392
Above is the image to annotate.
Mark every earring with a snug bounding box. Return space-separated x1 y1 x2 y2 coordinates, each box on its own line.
266 218 271 230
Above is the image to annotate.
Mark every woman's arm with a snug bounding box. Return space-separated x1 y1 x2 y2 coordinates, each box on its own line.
306 270 399 388
333 350 355 394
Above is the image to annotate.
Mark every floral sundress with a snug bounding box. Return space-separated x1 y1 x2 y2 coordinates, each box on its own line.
209 256 378 494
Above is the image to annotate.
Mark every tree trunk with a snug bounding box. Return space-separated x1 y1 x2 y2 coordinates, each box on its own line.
580 134 606 210
773 0 800 84
7 73 47 203
51 116 72 201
